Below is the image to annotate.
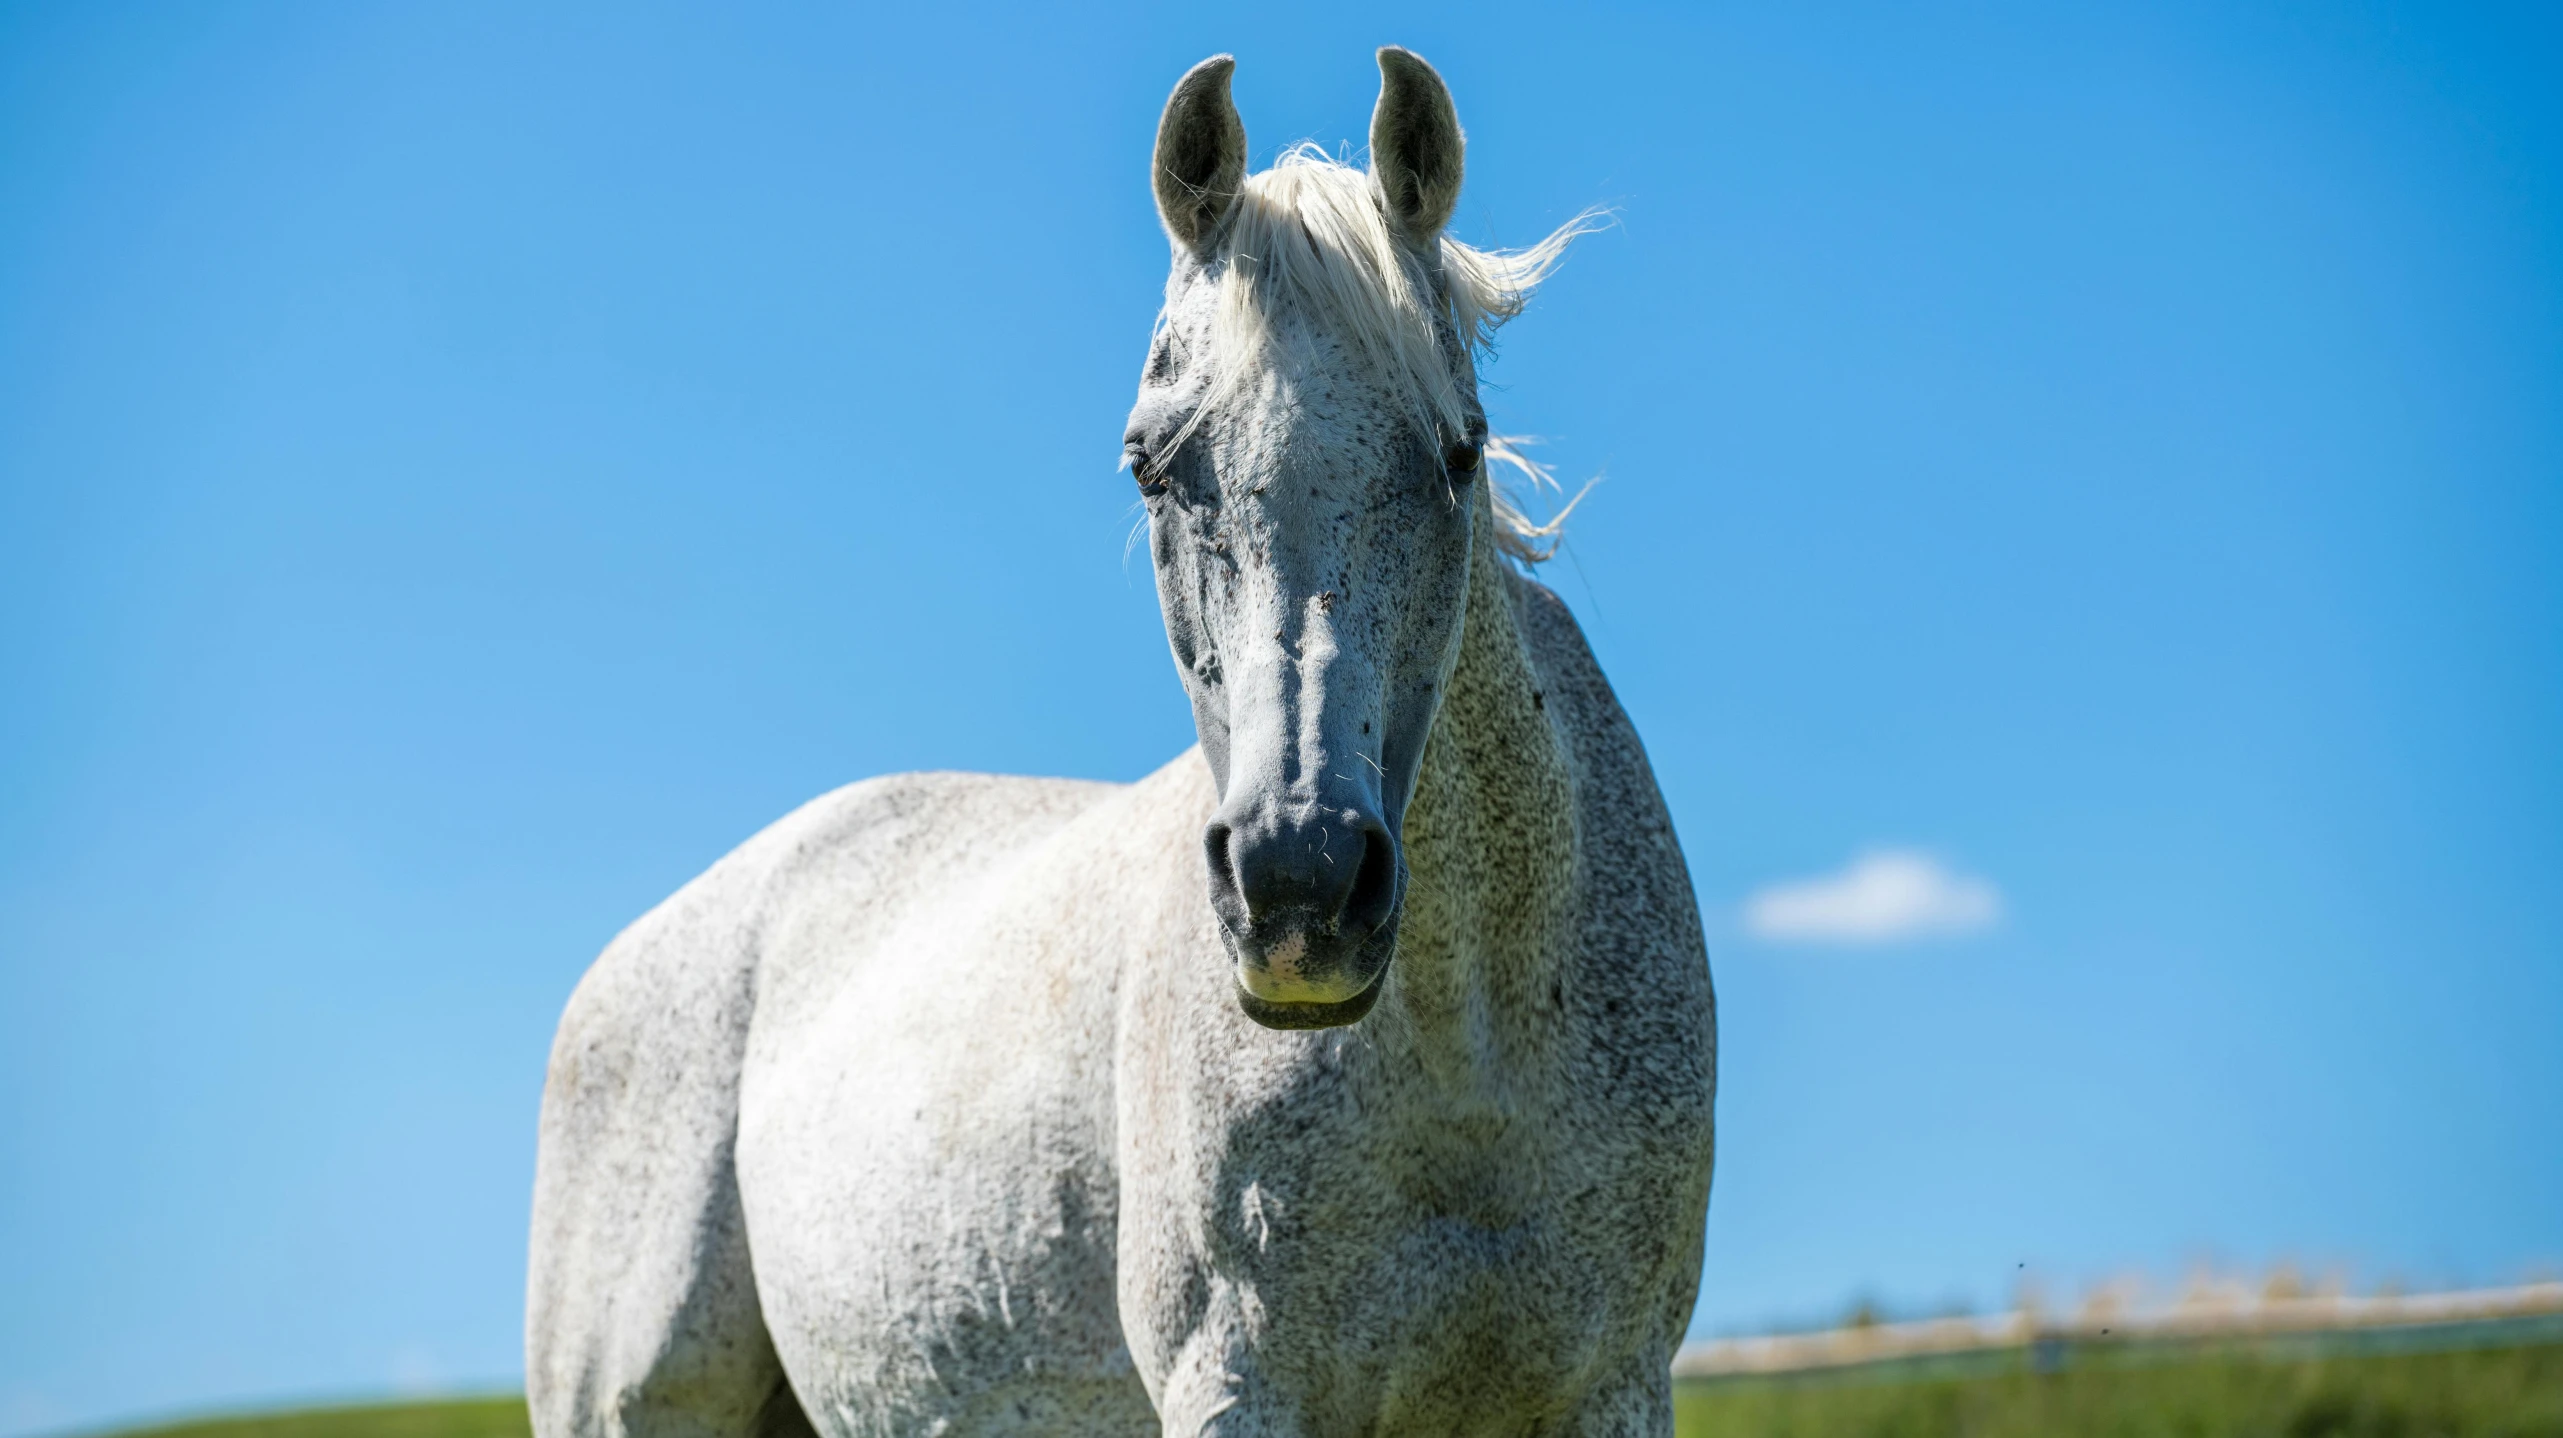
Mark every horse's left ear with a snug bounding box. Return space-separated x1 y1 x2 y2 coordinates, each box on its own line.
1370 47 1464 242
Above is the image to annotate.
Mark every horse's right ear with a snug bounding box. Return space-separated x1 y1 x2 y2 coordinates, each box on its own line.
1154 55 1246 255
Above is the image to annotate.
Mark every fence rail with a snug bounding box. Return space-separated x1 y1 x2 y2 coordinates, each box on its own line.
1673 1281 2563 1380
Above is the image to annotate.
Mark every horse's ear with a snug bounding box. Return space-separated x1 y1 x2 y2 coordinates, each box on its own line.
1154 55 1247 255
1369 47 1463 243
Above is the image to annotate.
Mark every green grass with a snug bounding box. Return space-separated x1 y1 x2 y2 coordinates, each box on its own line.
83 1344 2563 1438
107 1398 529 1438
1676 1340 2563 1438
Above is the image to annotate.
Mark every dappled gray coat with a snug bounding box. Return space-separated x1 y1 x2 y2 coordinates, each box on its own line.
526 48 1715 1438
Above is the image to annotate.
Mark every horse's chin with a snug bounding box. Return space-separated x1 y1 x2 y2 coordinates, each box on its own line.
1235 974 1385 1030
1231 926 1396 1030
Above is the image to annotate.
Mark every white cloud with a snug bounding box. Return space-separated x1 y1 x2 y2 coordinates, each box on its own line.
391 1343 442 1396
1743 849 2002 945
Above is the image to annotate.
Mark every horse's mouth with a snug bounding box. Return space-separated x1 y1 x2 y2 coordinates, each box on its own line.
1231 921 1395 1030
1234 968 1387 1029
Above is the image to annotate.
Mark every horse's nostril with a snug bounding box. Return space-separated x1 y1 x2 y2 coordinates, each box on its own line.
1212 810 1398 939
1201 821 1249 932
1344 820 1399 934
1204 821 1235 883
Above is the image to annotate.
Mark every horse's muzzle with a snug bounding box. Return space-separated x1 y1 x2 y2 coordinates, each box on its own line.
1204 804 1401 1028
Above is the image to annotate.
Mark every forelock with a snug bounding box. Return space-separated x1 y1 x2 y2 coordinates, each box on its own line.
1157 144 1605 562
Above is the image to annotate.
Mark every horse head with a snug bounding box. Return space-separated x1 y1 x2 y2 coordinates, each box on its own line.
1127 49 1575 1029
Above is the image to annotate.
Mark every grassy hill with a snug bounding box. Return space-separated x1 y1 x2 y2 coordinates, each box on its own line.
1678 1338 2563 1437
101 1399 529 1438
91 1342 2563 1438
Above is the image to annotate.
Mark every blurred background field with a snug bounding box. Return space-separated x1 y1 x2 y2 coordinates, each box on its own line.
1677 1340 2563 1438
90 1337 2563 1438
98 1402 528 1438
89 1280 2563 1438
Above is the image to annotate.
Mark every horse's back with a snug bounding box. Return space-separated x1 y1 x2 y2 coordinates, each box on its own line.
529 769 1143 1438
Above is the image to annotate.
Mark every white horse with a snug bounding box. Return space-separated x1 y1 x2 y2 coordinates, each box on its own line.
527 48 1715 1438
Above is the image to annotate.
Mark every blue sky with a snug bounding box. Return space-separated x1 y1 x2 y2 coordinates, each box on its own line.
3 2 2558 1432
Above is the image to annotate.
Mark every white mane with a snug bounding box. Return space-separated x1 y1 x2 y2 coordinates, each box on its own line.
1173 145 1604 563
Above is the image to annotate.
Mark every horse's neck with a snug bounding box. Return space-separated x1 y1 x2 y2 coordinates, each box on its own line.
1386 535 1580 1069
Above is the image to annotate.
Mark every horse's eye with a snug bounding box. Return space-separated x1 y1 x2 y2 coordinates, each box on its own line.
1445 440 1483 477
1127 444 1166 494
